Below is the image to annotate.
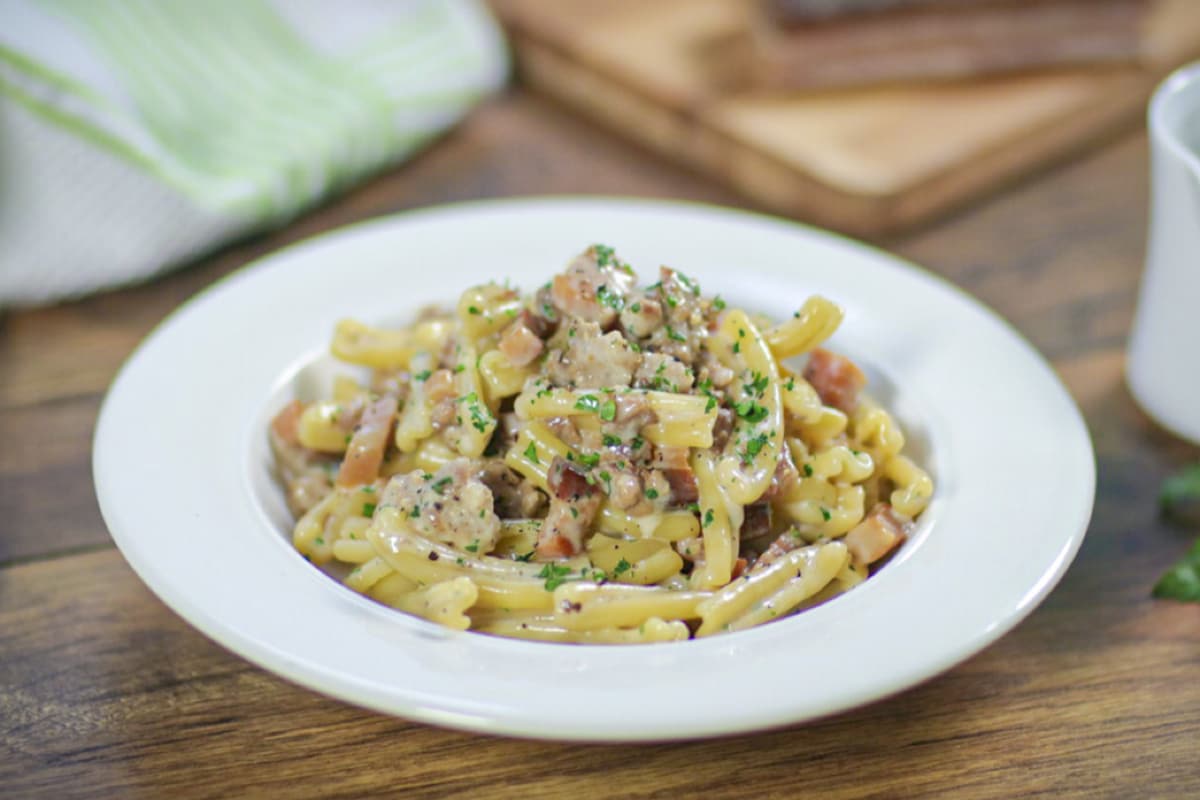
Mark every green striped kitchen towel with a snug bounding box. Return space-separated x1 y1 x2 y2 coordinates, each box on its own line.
0 0 509 305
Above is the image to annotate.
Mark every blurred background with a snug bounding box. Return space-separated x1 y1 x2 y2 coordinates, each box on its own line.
2 0 1198 306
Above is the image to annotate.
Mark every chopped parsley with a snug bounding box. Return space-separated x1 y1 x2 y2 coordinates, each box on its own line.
593 243 615 267
630 302 642 313
744 372 769 397
467 305 481 315
712 295 726 311
465 540 480 553
703 508 715 527
596 284 624 312
537 563 574 591
602 433 622 447
430 476 453 495
803 463 814 477
675 271 700 296
665 325 687 343
613 558 632 577
599 398 617 422
644 487 659 500
575 394 600 413
413 370 432 382
514 551 535 563
523 442 539 463
742 433 769 463
578 452 601 468
362 502 376 516
820 507 832 521
734 399 769 423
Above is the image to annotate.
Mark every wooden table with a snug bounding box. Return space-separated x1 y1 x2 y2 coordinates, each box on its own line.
2 90 1198 798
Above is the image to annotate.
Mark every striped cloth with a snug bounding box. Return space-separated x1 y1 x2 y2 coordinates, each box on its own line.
0 0 509 306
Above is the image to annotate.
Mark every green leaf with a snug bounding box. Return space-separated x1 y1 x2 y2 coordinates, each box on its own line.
1153 538 1200 602
1160 463 1200 519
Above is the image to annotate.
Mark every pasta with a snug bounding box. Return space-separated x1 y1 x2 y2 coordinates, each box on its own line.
267 245 933 643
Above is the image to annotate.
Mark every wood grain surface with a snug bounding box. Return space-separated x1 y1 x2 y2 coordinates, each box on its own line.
493 0 1200 236
2 90 1199 799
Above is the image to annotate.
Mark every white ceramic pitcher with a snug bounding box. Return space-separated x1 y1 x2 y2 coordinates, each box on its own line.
1128 62 1200 444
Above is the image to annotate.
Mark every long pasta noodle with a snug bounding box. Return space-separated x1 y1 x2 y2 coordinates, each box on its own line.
268 245 933 643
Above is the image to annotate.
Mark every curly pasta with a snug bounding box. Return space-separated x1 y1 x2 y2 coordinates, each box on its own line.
267 246 933 643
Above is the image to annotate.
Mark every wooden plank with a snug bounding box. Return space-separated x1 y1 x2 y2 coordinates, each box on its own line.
1 547 1197 798
495 0 1200 235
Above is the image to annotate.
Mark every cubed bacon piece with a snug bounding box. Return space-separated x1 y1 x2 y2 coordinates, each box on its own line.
380 459 501 552
336 394 398 488
619 295 664 339
549 250 634 327
270 400 304 445
803 347 867 413
547 457 598 502
544 321 640 389
521 307 557 339
740 503 772 543
711 407 735 451
538 457 603 558
764 445 800 501
663 468 699 507
477 460 546 519
844 503 911 566
650 445 699 507
498 317 544 366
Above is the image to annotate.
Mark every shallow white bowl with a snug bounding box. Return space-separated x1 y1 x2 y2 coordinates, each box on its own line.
94 198 1095 742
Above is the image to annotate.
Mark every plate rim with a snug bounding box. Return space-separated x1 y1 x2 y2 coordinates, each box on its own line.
93 195 1096 741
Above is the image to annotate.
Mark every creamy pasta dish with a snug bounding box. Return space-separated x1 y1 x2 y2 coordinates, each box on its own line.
269 246 933 643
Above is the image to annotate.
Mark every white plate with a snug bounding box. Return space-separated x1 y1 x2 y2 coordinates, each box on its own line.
94 198 1095 742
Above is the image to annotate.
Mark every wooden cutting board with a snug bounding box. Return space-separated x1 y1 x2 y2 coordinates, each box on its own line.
492 0 1200 236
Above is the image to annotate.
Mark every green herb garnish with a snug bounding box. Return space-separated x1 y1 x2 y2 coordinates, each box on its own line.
1154 539 1200 602
596 284 624 312
537 563 574 591
1154 464 1200 602
593 244 615 267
